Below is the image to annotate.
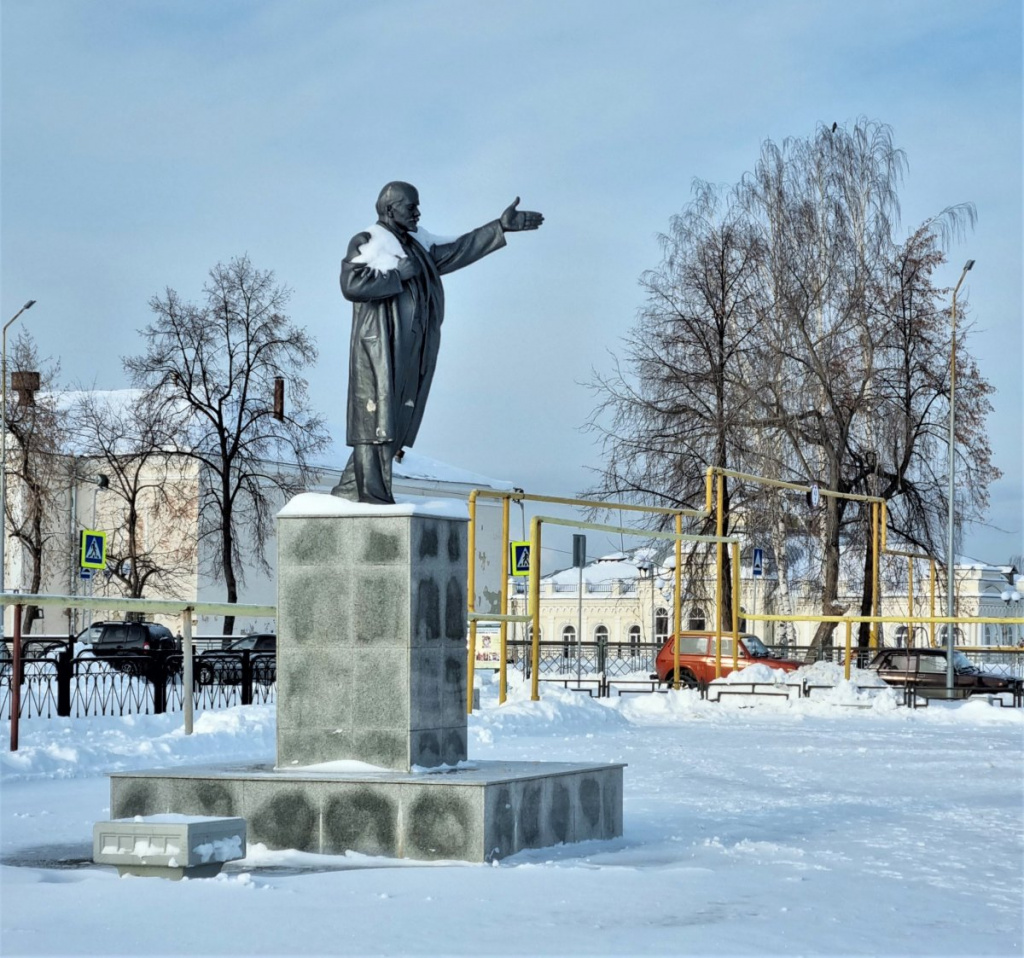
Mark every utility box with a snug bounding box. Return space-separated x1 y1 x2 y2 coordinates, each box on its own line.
93 815 246 879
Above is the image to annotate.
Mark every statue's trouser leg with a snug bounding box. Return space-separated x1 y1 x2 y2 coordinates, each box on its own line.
330 454 359 500
331 444 395 504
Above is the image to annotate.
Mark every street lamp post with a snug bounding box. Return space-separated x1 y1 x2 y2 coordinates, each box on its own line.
1 300 36 641
1001 589 1022 648
946 260 974 692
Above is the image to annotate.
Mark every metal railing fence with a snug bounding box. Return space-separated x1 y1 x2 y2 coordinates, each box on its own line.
503 638 1024 683
0 648 277 721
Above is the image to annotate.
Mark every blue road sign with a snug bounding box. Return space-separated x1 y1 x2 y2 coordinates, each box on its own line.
80 529 107 569
752 547 764 578
510 541 531 577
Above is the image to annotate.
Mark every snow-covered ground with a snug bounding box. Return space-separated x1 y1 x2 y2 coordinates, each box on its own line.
2 666 1022 957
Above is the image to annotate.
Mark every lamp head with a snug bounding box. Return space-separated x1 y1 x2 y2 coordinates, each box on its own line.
23 300 36 310
963 260 975 272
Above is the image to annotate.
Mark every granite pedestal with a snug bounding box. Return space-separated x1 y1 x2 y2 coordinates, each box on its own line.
107 495 624 863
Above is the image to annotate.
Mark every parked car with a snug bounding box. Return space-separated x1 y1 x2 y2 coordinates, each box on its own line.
82 620 180 675
652 631 802 687
865 647 1023 699
196 633 276 686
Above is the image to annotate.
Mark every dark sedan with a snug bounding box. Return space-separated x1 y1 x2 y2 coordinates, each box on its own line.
196 633 276 686
866 647 1022 702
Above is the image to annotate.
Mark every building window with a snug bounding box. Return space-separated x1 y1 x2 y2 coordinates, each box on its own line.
627 624 641 655
687 607 706 630
655 608 669 641
561 625 575 658
594 625 608 645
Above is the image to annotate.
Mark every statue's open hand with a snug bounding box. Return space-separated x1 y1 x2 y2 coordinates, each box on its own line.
500 197 544 232
396 256 419 281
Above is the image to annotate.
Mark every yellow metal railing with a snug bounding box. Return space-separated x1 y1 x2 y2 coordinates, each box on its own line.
879 501 942 648
526 515 740 701
466 488 710 709
706 467 887 649
468 470 1012 706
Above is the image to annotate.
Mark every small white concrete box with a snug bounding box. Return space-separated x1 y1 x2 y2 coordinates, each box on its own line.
93 815 246 879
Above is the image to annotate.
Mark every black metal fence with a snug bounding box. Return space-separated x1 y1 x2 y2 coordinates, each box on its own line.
0 645 276 720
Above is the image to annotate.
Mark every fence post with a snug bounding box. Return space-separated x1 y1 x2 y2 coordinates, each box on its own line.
181 611 194 735
241 650 253 706
148 650 168 714
10 603 22 751
56 646 73 717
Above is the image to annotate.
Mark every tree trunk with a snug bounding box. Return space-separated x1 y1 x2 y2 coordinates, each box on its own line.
222 507 237 636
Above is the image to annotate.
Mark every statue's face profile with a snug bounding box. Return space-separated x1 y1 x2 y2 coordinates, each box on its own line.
387 187 420 234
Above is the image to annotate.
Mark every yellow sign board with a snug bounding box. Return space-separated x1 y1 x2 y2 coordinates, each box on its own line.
80 529 107 570
510 541 531 577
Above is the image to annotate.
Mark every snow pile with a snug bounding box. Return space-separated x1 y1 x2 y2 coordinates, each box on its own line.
0 705 276 783
472 678 629 747
712 662 794 684
793 659 888 687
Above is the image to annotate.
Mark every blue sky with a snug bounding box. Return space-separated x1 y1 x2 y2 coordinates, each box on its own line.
2 0 1021 564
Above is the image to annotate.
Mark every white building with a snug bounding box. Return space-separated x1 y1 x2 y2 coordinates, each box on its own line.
4 446 513 639
514 548 1022 653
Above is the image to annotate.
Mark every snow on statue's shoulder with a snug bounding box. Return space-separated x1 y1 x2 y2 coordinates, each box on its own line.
351 223 405 274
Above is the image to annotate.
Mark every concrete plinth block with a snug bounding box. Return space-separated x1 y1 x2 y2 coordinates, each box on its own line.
110 761 624 863
275 498 470 771
93 815 246 879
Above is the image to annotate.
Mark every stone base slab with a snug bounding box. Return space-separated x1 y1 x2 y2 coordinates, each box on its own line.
110 760 624 863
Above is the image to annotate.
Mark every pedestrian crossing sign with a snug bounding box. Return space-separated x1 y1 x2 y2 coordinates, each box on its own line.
510 541 531 577
80 530 107 570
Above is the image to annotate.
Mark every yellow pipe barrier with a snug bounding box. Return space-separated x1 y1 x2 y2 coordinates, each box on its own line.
499 496 511 704
744 612 1023 627
707 466 887 658
525 514 739 701
907 557 914 647
871 502 880 649
879 500 942 649
529 517 542 701
467 486 711 707
730 540 740 671
710 466 884 505
930 563 936 647
673 513 682 691
466 490 480 713
715 472 724 679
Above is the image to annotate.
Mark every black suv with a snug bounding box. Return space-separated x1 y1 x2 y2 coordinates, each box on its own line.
83 620 180 674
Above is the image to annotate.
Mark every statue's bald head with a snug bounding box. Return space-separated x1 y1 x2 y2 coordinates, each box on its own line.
376 182 419 219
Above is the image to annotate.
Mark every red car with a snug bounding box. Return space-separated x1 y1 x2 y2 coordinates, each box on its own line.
652 632 802 688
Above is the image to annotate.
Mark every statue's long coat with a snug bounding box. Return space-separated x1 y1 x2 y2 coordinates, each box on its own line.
340 221 506 447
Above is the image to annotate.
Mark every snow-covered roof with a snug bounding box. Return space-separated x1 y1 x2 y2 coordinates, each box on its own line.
543 548 669 586
392 449 514 492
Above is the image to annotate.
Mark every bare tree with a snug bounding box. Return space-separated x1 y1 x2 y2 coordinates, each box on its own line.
125 255 330 634
3 332 67 633
584 180 765 627
69 390 198 602
587 119 995 652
